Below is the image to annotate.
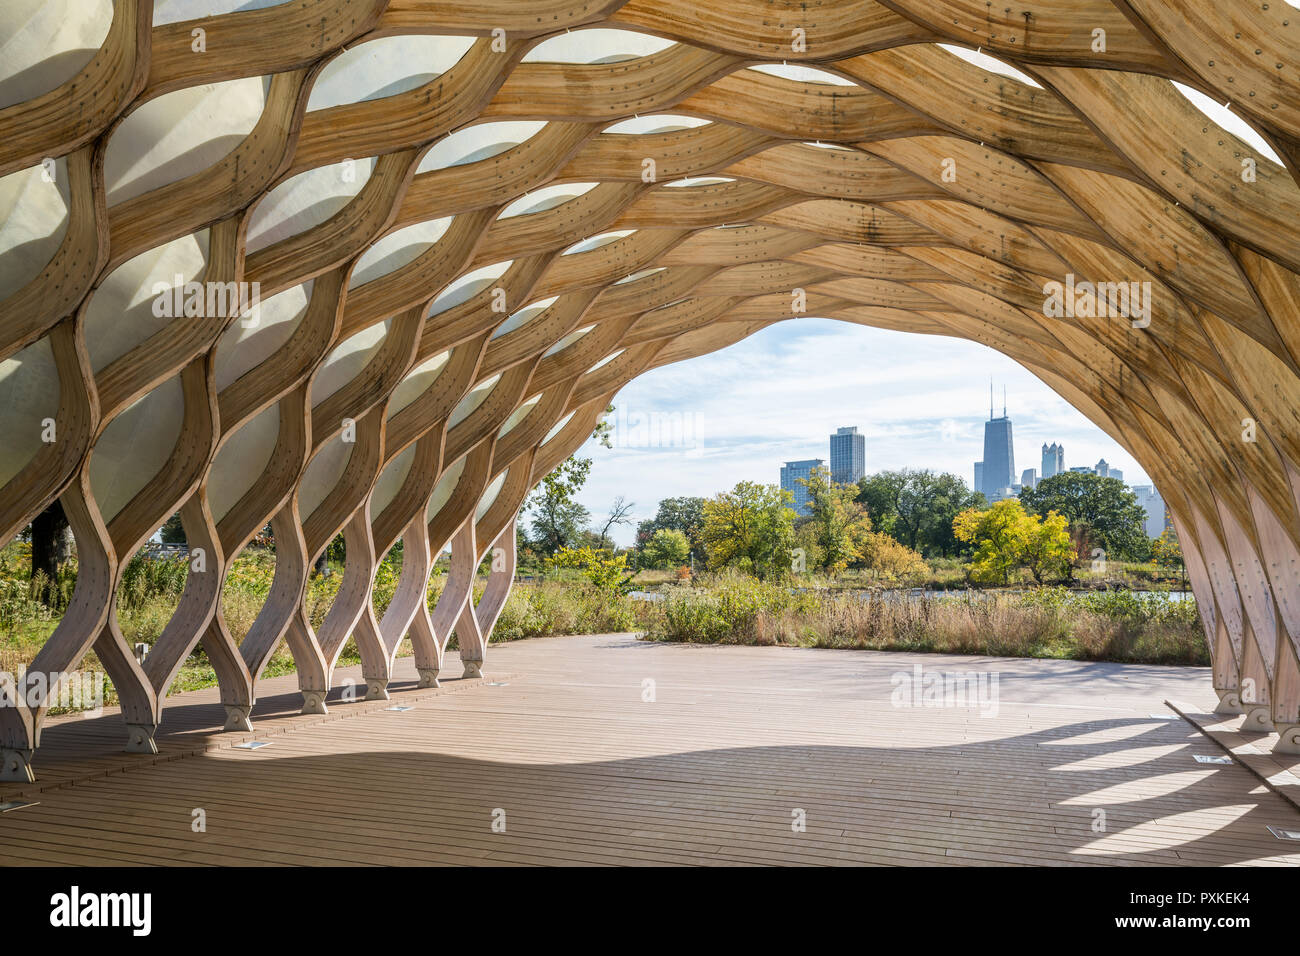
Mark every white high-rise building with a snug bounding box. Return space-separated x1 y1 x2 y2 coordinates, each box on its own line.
1131 485 1167 538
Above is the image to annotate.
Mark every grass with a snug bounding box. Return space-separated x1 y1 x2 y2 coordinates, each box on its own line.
638 571 1206 666
616 558 1188 594
822 557 1185 592
490 579 641 641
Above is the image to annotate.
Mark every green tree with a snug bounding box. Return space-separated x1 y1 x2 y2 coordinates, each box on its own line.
856 469 984 556
793 522 825 574
311 534 341 576
636 496 706 562
855 471 906 538
159 512 186 545
953 499 1075 585
904 471 985 556
797 466 872 574
527 455 594 555
701 481 796 579
1019 472 1148 561
523 406 615 555
641 528 691 570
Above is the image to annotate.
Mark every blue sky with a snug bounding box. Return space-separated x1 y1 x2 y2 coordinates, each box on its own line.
567 318 1152 547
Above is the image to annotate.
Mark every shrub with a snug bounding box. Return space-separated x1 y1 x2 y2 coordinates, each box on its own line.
649 574 815 644
117 554 189 610
0 578 56 633
485 581 637 644
859 532 929 585
546 547 635 593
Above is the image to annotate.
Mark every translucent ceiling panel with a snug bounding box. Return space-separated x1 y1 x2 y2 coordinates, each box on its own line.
0 0 112 109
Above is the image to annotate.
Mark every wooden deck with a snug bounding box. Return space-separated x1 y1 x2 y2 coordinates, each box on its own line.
3 634 1299 866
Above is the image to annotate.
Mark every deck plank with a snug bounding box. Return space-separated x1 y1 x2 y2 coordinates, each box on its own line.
2 634 1298 866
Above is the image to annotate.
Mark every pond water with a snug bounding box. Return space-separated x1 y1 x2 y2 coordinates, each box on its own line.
814 588 1195 603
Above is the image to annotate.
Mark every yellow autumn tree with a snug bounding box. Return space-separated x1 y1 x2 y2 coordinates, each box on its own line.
860 531 929 584
953 499 1074 585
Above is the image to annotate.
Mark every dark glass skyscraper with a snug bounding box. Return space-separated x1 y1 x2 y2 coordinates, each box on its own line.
980 414 1015 500
976 387 1015 501
829 426 865 484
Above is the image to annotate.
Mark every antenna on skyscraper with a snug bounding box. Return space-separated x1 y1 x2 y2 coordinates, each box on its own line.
1003 386 1007 418
989 378 994 420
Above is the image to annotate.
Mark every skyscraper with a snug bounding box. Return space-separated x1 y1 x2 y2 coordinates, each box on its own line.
1041 442 1064 479
1091 458 1124 482
1021 468 1038 490
829 426 865 484
1131 485 1167 539
978 385 1015 501
780 459 824 517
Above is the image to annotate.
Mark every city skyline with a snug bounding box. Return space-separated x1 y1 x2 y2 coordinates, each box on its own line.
572 320 1154 547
